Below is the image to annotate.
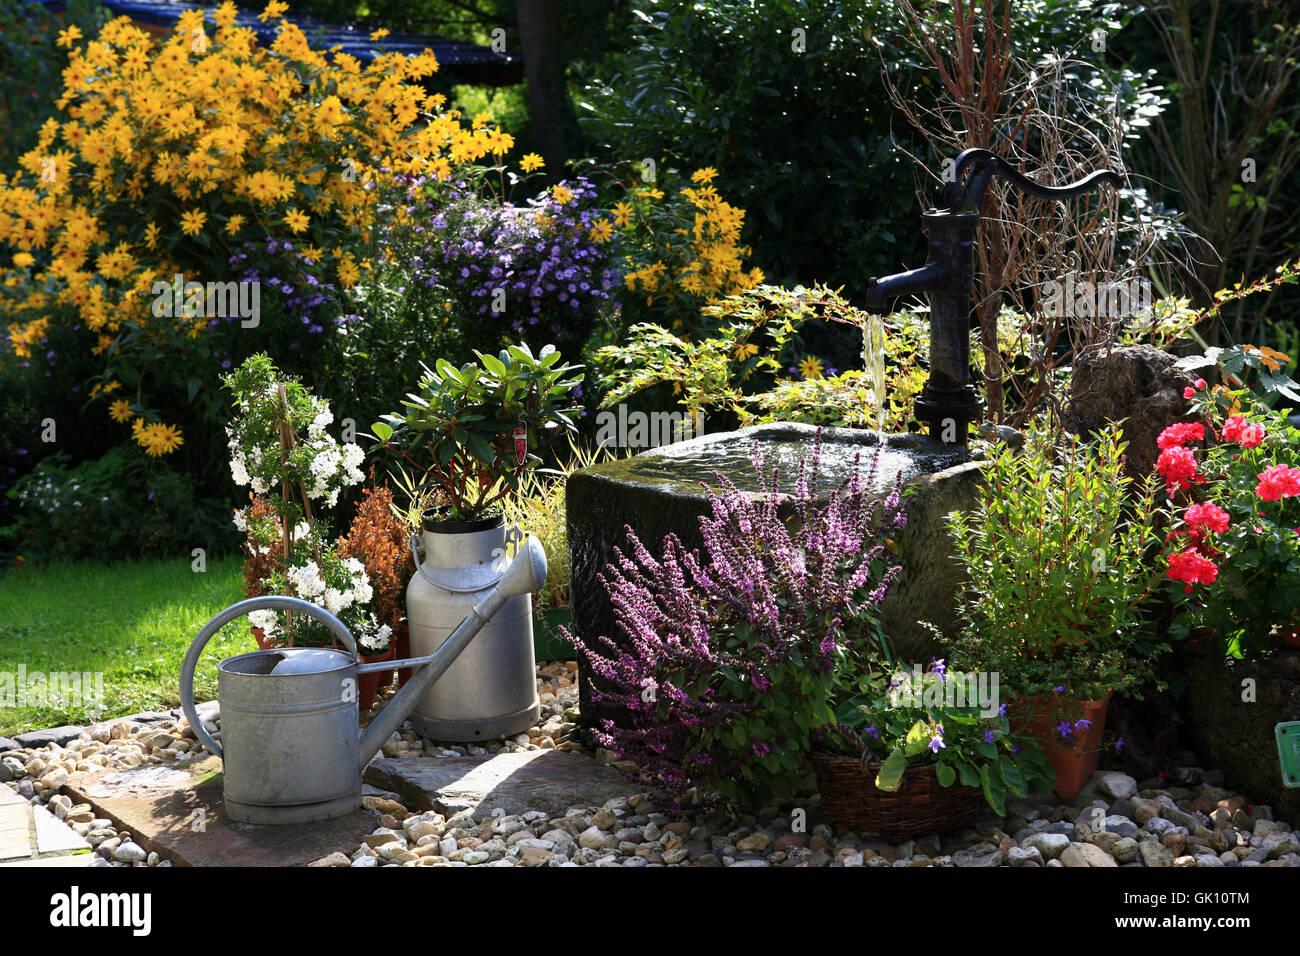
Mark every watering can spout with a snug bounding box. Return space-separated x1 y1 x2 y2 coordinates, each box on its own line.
358 535 547 769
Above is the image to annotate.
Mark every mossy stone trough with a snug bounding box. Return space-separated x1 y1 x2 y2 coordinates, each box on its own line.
565 422 984 727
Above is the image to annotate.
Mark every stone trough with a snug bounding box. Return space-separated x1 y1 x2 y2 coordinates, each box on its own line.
566 421 983 725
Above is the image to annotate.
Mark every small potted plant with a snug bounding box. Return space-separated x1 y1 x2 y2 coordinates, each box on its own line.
566 434 909 809
246 519 394 710
814 651 1054 836
1158 355 1300 655
947 424 1165 799
225 354 366 648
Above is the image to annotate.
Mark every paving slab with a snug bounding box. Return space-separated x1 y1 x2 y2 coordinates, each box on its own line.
1 782 92 864
364 750 639 819
65 756 379 867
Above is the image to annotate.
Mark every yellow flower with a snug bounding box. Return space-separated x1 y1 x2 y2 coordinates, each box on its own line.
734 342 758 360
315 95 347 129
519 153 544 174
691 167 719 184
258 1 289 22
225 215 245 236
108 399 133 423
799 356 825 380
12 252 34 268
136 422 184 457
56 26 82 48
180 209 207 237
611 202 634 227
336 254 360 288
589 220 613 243
551 184 574 205
369 28 391 40
284 208 310 233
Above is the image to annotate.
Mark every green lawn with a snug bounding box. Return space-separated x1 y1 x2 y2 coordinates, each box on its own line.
0 556 248 736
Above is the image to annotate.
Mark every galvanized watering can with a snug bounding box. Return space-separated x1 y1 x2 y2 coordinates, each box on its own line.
178 536 546 825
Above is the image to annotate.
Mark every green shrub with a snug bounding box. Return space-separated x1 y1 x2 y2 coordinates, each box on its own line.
3 447 237 564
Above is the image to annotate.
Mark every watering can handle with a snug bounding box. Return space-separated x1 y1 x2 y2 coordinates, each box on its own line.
178 595 360 760
407 525 522 593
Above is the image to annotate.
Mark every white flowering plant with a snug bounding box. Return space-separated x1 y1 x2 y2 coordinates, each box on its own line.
248 521 393 653
223 354 365 512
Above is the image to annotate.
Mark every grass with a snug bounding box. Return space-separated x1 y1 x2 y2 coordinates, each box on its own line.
0 556 249 736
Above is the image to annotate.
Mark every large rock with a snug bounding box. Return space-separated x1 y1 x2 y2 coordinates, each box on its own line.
13 725 84 749
566 422 981 725
0 737 18 754
1065 344 1197 479
1181 640 1300 822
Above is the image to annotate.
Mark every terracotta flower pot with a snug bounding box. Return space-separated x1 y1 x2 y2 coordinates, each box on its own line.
1010 692 1112 800
357 645 396 712
250 626 282 650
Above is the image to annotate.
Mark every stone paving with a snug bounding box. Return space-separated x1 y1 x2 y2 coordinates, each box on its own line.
0 777 94 867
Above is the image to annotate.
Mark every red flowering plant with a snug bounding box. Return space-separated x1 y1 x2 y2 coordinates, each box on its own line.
1160 347 1300 655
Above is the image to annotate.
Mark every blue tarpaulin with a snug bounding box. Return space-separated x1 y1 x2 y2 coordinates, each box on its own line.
27 0 523 84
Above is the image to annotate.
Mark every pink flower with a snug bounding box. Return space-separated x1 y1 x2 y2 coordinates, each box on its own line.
1158 422 1205 450
1256 464 1300 502
1184 502 1229 534
1166 548 1218 593
1183 378 1207 400
1222 415 1266 448
1156 445 1201 493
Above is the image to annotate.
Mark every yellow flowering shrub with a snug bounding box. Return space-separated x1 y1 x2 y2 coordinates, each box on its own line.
611 166 763 338
0 1 511 459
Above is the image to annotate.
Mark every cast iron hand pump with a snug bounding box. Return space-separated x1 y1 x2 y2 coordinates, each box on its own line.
865 147 1122 444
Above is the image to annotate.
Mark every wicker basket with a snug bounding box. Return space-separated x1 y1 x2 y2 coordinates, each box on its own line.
810 751 983 840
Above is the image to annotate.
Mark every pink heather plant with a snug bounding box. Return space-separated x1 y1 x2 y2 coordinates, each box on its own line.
566 434 909 808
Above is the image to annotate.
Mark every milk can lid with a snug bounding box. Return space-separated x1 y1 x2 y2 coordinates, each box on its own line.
268 648 353 675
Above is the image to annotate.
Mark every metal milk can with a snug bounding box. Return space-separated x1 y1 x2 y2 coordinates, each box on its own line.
178 536 546 824
406 516 540 741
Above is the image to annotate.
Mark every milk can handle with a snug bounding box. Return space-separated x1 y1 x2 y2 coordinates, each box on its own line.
407 525 522 593
178 595 359 760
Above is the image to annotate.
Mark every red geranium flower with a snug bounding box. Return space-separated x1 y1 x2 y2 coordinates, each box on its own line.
1256 464 1300 502
1184 502 1230 534
1157 422 1205 450
1166 548 1219 593
1156 445 1201 493
1222 415 1266 448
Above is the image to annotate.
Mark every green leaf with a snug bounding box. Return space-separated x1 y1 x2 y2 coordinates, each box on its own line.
998 757 1026 794
371 421 393 442
979 763 1007 816
465 431 496 466
903 720 930 757
875 747 908 792
935 762 956 788
955 761 980 788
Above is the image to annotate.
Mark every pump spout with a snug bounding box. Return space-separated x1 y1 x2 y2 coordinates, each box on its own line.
864 261 950 314
358 535 547 769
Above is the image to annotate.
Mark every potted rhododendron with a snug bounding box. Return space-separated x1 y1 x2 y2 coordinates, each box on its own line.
1159 357 1300 655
